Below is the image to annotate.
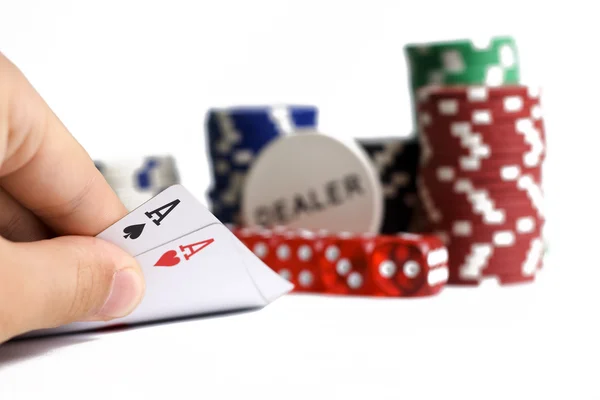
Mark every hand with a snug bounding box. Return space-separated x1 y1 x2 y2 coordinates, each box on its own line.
0 53 145 343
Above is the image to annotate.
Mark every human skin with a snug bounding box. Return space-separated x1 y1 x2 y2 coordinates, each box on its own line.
0 53 146 343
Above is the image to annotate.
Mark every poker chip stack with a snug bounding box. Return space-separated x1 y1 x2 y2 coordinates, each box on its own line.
206 105 318 225
95 155 180 211
405 36 520 133
356 138 421 234
416 85 546 285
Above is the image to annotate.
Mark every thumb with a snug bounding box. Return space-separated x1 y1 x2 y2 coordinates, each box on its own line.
0 236 145 342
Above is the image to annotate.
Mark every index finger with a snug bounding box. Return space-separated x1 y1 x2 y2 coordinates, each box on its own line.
0 53 127 236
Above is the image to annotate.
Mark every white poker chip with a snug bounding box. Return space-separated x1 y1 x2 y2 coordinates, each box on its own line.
242 131 384 233
96 155 180 191
95 155 181 211
112 188 156 212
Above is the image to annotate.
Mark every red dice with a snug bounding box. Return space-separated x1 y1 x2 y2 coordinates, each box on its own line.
369 234 448 297
235 227 273 262
264 229 325 293
228 226 449 298
318 234 376 295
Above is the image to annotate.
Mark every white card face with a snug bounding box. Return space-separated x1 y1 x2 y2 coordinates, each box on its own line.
97 184 220 256
27 224 268 336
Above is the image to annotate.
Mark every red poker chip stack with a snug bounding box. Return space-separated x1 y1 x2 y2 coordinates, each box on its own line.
229 225 450 298
415 85 546 285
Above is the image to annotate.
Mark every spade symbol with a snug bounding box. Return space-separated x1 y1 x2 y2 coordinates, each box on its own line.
123 224 146 240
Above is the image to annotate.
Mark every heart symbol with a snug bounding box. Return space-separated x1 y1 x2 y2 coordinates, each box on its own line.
154 250 180 267
123 223 146 240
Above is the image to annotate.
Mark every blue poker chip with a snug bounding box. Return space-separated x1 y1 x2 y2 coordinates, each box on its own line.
290 107 319 128
209 197 244 225
205 105 318 224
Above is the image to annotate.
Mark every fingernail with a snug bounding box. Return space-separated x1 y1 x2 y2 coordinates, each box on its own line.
97 268 144 319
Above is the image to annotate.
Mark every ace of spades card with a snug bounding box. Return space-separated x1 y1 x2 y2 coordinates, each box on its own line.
25 185 293 337
96 184 222 256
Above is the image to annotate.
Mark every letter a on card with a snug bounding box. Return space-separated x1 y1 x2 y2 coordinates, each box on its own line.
180 239 215 261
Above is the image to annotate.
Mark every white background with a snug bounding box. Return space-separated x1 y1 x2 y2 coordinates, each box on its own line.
0 0 598 399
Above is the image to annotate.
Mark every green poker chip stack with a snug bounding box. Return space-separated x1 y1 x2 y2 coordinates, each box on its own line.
404 36 521 133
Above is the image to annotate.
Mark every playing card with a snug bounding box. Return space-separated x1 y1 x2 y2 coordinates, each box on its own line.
97 184 220 256
27 224 271 336
23 184 293 338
